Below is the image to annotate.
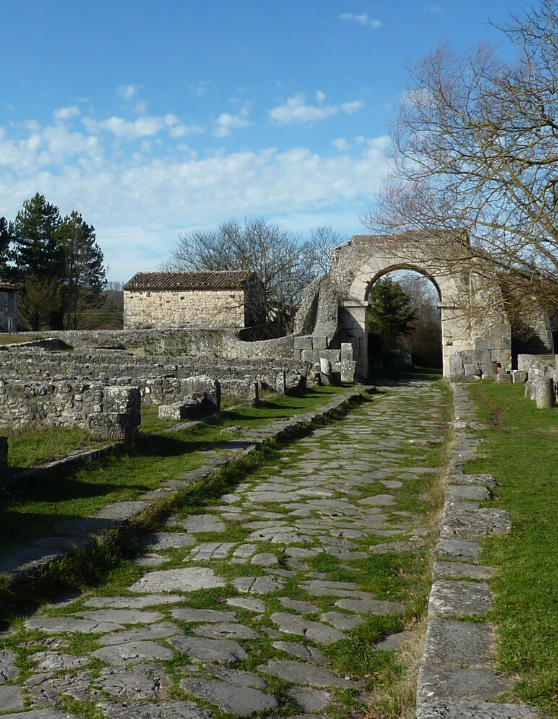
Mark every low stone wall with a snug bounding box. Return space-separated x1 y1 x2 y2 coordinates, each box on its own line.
0 381 141 441
113 375 221 411
448 342 512 381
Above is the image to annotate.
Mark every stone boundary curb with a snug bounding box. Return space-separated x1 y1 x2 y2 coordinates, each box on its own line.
0 387 373 586
415 384 545 719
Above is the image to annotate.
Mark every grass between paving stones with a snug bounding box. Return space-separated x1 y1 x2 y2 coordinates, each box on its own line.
462 381 558 716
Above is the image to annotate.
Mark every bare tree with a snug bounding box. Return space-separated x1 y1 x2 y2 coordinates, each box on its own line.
307 226 346 275
364 0 558 321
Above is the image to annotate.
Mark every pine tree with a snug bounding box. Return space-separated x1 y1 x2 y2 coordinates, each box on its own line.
10 193 64 281
368 277 416 351
0 218 10 278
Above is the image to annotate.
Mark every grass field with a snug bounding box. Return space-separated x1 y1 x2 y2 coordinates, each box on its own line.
464 381 558 715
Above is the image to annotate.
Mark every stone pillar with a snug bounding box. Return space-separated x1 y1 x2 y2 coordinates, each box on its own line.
535 378 555 409
338 299 368 378
319 358 333 385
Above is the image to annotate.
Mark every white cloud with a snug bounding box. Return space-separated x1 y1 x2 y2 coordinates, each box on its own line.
53 106 80 122
82 114 204 140
340 13 381 28
118 85 140 101
212 112 252 137
332 138 352 151
0 115 390 280
269 94 364 124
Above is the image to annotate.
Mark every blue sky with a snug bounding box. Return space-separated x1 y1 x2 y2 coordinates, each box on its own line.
0 0 530 280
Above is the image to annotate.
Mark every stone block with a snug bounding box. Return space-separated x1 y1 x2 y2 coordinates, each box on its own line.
294 336 313 351
158 400 200 420
464 364 481 376
480 364 494 377
474 338 495 351
511 370 527 383
301 350 318 364
502 336 512 350
340 343 353 362
319 358 333 386
489 323 510 337
496 374 512 384
312 335 329 350
449 354 464 375
535 378 555 409
341 360 356 383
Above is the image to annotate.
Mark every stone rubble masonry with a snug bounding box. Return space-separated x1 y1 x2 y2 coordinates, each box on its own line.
0 380 141 441
416 384 531 719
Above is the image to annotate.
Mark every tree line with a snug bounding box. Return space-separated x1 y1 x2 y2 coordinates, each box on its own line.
0 193 106 330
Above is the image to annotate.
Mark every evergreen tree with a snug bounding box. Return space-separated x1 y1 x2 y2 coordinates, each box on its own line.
368 277 416 351
10 194 64 281
0 217 10 278
56 211 106 328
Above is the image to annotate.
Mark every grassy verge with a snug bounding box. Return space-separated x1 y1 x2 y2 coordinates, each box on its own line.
464 381 558 716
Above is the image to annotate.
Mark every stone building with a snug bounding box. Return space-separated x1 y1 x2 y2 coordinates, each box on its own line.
0 279 18 333
123 270 265 330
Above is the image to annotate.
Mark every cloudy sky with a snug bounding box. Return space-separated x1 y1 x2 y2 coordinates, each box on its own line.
0 0 529 280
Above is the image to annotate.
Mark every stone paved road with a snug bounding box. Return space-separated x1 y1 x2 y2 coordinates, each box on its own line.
1 378 449 719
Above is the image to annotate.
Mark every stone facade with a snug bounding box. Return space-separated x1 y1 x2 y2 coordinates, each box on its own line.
123 271 265 330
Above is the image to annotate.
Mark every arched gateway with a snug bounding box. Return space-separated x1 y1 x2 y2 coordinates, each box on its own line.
294 234 553 380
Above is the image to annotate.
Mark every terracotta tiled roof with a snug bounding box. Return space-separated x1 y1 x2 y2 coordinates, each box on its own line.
123 270 256 291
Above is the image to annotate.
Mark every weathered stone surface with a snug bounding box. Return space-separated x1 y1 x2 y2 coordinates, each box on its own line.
251 552 279 565
192 623 260 639
358 494 396 506
246 528 313 544
432 561 495 581
287 686 330 712
417 665 509 705
97 701 212 719
435 539 481 562
0 685 24 711
98 622 184 646
278 597 319 614
204 666 268 689
0 648 18 682
189 542 236 561
180 677 278 716
171 608 237 623
446 473 497 488
2 712 80 719
423 619 495 667
428 581 492 618
32 651 89 672
370 541 418 554
168 636 248 663
75 609 163 624
84 595 180 609
270 612 346 644
257 659 354 687
129 568 225 593
441 503 511 538
272 641 329 664
416 700 540 718
132 554 168 567
376 632 411 651
138 532 196 550
25 617 124 634
94 663 173 700
445 486 491 502
92 640 176 666
320 611 363 630
232 576 284 594
232 544 257 558
336 598 405 615
225 597 266 613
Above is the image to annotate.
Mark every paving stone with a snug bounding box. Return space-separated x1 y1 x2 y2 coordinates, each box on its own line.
204 666 268 689
189 542 236 561
97 701 213 719
423 619 495 666
138 532 196 550
279 597 319 614
172 608 237 623
445 486 491 502
246 529 313 544
432 561 495 581
26 669 93 705
232 575 284 594
270 612 346 644
180 677 278 716
92 640 176 665
25 617 124 634
381 480 403 489
85 595 181 609
98 622 184 646
168 636 248 663
74 609 163 624
300 580 372 599
132 554 168 567
251 552 279 565
0 648 18 682
257 659 355 687
428 581 492 618
376 631 412 651
232 544 257 558
435 539 481 562
94 663 173 700
417 665 509 705
32 651 90 672
225 597 266 613
287 686 330 712
0 685 24 711
446 473 498 488
272 641 329 664
370 541 418 554
441 504 511 539
358 494 396 506
415 700 540 718
181 515 227 533
336 598 405 615
2 712 81 719
0 546 64 577
129 568 225 593
320 611 363 630
192 622 260 639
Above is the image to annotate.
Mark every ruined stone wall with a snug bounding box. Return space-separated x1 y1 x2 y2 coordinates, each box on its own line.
124 289 246 330
0 381 141 440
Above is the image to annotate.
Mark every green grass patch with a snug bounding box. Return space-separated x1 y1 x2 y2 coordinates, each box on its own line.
464 381 558 715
